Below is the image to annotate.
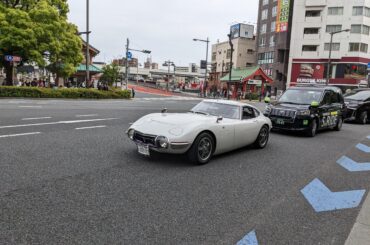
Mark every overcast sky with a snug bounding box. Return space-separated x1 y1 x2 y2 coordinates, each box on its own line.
67 0 258 67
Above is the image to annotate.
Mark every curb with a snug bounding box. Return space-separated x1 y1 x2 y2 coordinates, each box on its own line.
345 192 370 245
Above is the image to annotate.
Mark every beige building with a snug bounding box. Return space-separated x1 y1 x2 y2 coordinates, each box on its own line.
210 36 256 85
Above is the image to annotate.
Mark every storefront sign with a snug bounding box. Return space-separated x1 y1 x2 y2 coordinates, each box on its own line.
276 0 290 33
248 80 262 85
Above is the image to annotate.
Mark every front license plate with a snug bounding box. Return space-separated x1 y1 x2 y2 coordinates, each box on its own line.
276 119 285 125
138 144 150 156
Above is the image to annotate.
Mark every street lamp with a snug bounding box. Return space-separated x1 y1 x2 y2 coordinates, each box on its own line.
124 38 151 89
326 29 350 85
193 37 210 97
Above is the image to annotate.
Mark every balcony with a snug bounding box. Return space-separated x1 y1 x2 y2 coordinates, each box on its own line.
305 0 326 7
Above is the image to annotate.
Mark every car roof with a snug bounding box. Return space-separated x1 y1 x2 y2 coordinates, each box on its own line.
203 99 256 108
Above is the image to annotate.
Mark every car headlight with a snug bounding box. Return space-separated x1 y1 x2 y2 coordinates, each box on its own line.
298 110 311 116
127 129 135 140
156 136 169 148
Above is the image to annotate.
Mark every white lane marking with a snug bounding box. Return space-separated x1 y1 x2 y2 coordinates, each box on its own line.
0 132 41 138
75 114 99 118
22 117 52 121
75 125 107 130
18 106 42 108
0 118 118 129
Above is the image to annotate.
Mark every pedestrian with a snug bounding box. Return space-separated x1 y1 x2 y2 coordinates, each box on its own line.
31 78 37 87
132 88 135 98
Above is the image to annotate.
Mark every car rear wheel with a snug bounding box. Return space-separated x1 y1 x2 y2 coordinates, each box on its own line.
334 117 343 131
254 125 270 149
187 132 214 165
359 111 368 125
307 119 318 137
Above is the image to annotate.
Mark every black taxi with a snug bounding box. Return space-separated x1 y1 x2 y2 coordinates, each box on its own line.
264 86 346 137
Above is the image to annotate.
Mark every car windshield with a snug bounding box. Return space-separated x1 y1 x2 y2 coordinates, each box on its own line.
345 91 370 101
190 101 240 119
279 89 323 105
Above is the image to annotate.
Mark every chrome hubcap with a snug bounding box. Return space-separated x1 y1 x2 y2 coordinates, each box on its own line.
198 138 212 161
259 128 269 146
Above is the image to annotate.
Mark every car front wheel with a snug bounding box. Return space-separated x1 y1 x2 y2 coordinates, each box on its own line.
254 125 270 149
187 132 214 165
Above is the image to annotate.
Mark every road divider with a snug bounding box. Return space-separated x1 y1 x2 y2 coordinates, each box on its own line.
337 156 370 172
236 230 258 245
301 178 365 213
76 125 107 130
0 132 41 138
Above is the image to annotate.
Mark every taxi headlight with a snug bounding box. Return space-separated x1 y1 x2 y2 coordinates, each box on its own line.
298 110 311 116
156 136 169 148
127 129 135 140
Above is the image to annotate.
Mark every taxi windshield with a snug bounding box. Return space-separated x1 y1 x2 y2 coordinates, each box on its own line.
190 101 240 119
279 89 323 105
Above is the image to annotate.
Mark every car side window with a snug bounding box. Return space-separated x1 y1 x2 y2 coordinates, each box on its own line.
331 92 340 104
242 106 255 120
322 92 332 105
254 109 260 117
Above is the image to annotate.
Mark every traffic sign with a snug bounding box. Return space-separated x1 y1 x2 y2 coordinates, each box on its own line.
127 52 132 61
4 55 21 62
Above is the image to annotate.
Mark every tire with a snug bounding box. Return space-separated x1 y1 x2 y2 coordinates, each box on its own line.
307 119 318 137
187 132 214 165
334 117 343 131
254 125 270 149
358 111 368 125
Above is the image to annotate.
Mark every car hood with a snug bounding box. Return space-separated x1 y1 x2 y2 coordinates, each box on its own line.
131 113 218 137
344 99 362 108
272 103 310 110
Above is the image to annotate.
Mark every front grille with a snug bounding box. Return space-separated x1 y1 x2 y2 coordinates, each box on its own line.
133 131 156 146
270 108 297 119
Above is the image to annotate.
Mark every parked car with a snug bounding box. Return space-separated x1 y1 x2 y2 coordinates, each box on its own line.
264 86 346 137
344 89 370 124
126 100 272 164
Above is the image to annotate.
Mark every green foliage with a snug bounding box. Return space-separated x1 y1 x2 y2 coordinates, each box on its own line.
0 0 83 82
0 86 132 99
100 63 121 86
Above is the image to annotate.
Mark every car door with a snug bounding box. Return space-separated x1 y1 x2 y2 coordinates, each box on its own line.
319 91 339 128
234 106 261 147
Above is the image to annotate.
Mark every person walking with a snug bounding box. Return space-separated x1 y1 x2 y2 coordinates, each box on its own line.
131 88 135 98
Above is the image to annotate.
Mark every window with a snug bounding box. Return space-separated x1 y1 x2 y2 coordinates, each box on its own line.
324 43 340 51
349 43 368 52
212 52 216 60
269 35 275 47
322 92 332 105
351 24 370 35
262 0 268 5
226 49 231 59
259 36 266 47
330 91 340 104
272 6 277 17
328 7 343 15
257 52 274 64
260 24 267 33
353 6 370 17
304 28 319 34
302 45 318 52
306 10 321 17
271 21 276 32
326 25 342 33
242 106 255 120
351 24 362 33
262 9 268 20
247 49 254 54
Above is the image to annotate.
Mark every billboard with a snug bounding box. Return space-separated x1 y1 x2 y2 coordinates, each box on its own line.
291 63 326 85
230 24 241 39
276 0 290 33
230 24 254 39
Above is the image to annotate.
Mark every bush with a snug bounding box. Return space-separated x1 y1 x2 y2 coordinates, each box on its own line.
244 93 260 101
0 86 131 99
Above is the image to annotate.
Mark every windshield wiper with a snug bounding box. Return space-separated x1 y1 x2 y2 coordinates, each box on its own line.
193 111 209 115
281 102 305 105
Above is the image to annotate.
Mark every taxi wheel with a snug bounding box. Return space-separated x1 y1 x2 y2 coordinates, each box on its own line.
307 119 318 137
334 117 343 131
187 132 214 165
359 112 368 125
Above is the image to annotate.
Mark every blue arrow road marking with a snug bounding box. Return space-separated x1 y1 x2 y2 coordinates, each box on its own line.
367 136 370 140
337 156 370 172
301 178 365 212
356 143 370 153
236 230 258 245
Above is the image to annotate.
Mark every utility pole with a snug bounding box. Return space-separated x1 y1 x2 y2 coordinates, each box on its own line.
125 38 129 90
227 33 234 100
86 0 90 87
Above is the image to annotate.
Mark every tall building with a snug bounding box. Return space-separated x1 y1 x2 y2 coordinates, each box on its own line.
256 0 294 94
287 1 370 89
210 24 256 84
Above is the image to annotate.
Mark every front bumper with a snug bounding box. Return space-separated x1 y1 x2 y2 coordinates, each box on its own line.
270 116 312 131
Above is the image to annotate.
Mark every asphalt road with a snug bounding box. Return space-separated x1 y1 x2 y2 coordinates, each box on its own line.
0 94 370 244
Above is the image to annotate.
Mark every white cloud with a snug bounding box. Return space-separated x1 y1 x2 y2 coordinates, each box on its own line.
68 0 258 66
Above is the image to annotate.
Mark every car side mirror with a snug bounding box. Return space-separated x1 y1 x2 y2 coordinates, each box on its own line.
264 97 271 104
161 108 168 113
217 116 223 123
311 101 319 108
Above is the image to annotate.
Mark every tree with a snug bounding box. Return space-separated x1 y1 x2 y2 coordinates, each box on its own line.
0 0 83 85
100 63 121 87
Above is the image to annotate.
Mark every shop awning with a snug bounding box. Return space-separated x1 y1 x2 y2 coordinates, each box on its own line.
77 64 102 73
220 66 273 84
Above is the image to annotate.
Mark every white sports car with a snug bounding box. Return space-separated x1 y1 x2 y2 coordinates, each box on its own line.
126 100 272 164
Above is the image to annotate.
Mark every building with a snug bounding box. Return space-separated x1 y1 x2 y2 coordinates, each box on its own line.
113 58 138 68
175 63 202 73
287 0 370 89
143 57 159 70
210 24 257 87
256 0 294 94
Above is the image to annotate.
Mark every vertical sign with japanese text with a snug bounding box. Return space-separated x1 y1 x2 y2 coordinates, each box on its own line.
276 0 290 33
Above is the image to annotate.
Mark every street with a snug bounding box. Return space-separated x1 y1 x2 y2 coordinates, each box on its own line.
0 94 370 244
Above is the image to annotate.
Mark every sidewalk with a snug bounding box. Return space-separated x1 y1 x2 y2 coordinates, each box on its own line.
128 84 174 97
345 192 370 245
